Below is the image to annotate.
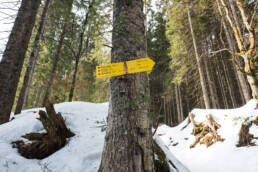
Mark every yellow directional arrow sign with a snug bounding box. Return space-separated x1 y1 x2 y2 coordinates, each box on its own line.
96 62 125 79
126 57 155 74
96 57 155 78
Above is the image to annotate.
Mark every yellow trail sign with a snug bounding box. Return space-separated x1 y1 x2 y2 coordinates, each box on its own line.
96 57 155 78
96 62 125 79
126 57 155 74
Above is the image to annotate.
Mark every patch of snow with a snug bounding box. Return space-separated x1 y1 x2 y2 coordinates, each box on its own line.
154 134 190 172
2 100 256 172
155 100 258 172
0 102 108 172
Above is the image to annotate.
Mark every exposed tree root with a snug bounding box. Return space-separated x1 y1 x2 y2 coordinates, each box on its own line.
12 102 75 159
190 113 224 148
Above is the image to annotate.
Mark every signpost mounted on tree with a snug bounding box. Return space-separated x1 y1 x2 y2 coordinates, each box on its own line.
96 57 155 78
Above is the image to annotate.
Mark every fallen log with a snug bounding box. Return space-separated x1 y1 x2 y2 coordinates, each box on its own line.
12 102 75 159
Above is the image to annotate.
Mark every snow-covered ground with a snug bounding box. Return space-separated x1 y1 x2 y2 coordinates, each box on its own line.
0 100 257 172
155 100 258 172
0 102 108 172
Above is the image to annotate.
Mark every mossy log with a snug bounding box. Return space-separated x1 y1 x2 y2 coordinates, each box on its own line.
12 102 75 159
236 122 255 147
190 114 224 148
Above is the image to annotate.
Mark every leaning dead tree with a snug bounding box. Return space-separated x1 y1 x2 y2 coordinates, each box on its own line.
189 113 225 148
12 103 75 159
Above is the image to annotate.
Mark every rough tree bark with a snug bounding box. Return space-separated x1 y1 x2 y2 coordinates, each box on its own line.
187 6 211 109
15 0 52 114
99 0 154 171
42 0 73 106
0 0 41 124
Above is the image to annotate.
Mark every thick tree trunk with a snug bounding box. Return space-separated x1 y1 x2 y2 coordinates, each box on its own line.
42 0 73 106
187 6 211 109
0 0 41 124
15 0 52 114
99 0 154 171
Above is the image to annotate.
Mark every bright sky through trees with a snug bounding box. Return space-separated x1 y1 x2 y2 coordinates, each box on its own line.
0 0 20 61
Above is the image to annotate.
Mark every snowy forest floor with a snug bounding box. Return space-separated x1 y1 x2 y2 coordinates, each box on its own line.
155 100 258 172
0 102 108 172
0 100 257 172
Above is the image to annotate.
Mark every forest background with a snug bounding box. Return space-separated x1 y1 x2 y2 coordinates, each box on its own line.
0 0 257 126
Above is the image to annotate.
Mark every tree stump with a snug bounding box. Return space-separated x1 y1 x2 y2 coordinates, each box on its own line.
190 114 224 148
12 102 75 159
236 122 255 147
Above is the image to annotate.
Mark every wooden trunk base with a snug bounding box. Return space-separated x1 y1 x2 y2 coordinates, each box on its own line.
12 102 75 159
236 122 255 147
189 113 224 148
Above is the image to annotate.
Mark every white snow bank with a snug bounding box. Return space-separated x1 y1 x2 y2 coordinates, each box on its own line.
0 102 108 172
1 101 187 172
155 100 258 172
154 134 190 172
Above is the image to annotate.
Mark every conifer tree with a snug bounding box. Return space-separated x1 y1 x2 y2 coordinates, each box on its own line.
0 0 41 124
99 0 154 171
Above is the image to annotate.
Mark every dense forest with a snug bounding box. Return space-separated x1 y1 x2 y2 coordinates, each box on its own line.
0 0 257 171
